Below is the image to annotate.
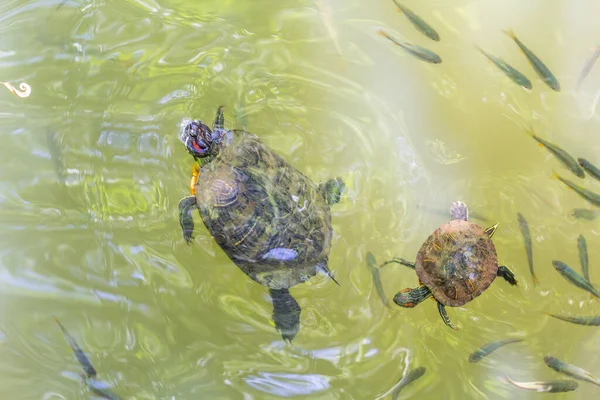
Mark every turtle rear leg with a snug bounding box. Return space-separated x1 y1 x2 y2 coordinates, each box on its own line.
319 177 345 205
269 288 301 342
498 265 518 285
393 285 432 308
213 105 225 130
178 196 198 244
437 302 459 331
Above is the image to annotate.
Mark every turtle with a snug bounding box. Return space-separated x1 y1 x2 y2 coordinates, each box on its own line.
178 106 344 342
380 201 517 330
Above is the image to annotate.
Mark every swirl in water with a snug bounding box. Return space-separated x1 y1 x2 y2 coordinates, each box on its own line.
0 81 31 98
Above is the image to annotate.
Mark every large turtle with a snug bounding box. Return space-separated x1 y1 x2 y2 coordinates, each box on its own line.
380 201 517 330
178 106 344 342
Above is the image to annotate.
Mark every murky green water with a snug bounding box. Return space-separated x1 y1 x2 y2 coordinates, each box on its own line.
1 0 600 398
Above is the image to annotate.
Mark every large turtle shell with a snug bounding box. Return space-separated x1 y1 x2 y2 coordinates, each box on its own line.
415 219 498 307
194 129 332 290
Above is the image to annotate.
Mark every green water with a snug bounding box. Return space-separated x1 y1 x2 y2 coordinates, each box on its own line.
1 0 600 398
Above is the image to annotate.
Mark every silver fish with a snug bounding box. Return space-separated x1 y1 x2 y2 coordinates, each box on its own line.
504 376 578 393
392 1 440 41
392 367 426 399
366 252 390 308
544 356 600 387
469 338 524 363
379 30 442 64
504 29 560 91
577 46 600 90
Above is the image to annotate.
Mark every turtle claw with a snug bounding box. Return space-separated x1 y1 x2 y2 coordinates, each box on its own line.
179 196 198 244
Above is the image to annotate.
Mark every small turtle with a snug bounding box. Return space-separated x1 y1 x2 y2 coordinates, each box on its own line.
383 201 517 330
178 106 344 341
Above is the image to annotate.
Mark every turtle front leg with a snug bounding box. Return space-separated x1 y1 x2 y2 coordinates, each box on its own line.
178 196 198 244
379 257 416 269
213 105 225 130
393 285 431 308
437 302 459 331
498 265 518 285
319 177 345 205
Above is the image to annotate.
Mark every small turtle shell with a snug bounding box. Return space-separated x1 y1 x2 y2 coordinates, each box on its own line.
415 219 498 307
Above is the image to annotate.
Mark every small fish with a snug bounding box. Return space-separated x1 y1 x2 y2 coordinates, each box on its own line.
544 356 600 387
577 46 600 90
553 171 600 207
547 313 600 326
504 376 578 393
54 317 97 378
392 1 440 41
571 208 599 220
392 367 426 399
317 0 343 57
503 29 560 91
366 252 390 308
578 235 589 282
552 260 600 298
54 318 121 399
469 338 524 363
517 213 537 285
46 130 67 184
578 158 600 182
525 129 584 178
477 46 532 89
379 30 442 64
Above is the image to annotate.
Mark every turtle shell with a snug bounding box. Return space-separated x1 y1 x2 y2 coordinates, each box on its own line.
195 129 332 290
415 219 498 307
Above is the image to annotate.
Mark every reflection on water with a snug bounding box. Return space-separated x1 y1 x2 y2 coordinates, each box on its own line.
0 0 600 398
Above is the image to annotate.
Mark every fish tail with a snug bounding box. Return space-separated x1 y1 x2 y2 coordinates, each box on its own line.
523 125 536 138
532 274 539 286
551 170 561 180
503 29 516 40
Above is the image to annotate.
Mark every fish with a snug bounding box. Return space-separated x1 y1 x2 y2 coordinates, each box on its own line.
392 367 426 399
552 260 600 298
578 235 589 282
316 0 343 58
392 1 440 41
379 30 442 64
503 29 560 91
503 376 578 393
516 213 537 285
468 338 524 363
54 317 97 378
553 171 600 207
577 46 600 90
46 130 67 184
547 313 600 326
366 252 390 308
571 208 599 220
476 46 532 89
544 356 600 387
578 158 600 182
525 128 584 178
54 318 121 399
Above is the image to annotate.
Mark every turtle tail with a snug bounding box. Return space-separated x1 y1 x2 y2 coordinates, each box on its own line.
269 288 301 342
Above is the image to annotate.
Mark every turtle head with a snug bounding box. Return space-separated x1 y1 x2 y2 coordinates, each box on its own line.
179 119 221 158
